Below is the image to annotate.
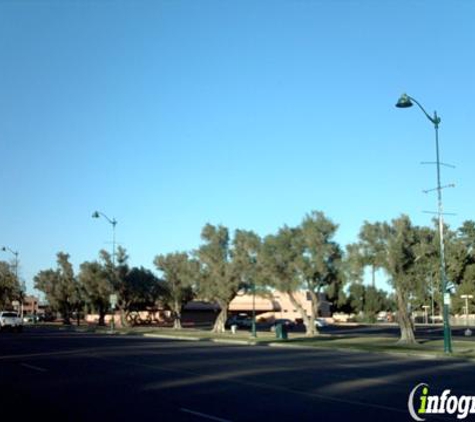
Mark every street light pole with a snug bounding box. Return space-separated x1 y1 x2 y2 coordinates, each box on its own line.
251 280 256 338
461 294 473 336
92 211 117 265
396 93 453 354
2 246 22 317
250 253 257 338
92 210 118 332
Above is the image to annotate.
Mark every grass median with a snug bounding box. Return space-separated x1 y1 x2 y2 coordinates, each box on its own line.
37 323 475 360
122 327 475 359
282 334 475 359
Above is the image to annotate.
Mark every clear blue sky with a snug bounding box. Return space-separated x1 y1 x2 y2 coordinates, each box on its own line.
1 1 474 295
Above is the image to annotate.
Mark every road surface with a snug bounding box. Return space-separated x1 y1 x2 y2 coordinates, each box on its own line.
1 327 472 421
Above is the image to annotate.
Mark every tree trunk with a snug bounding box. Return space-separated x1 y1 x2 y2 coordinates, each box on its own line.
62 303 71 325
395 287 416 345
288 292 316 336
212 304 227 334
98 306 106 326
173 300 182 329
308 290 320 335
119 306 128 328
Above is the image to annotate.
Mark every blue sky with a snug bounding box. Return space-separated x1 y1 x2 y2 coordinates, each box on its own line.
1 1 474 294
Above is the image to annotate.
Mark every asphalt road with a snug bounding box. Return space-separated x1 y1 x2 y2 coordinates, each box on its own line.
1 327 474 422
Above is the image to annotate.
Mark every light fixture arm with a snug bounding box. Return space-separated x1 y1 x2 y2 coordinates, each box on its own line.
2 246 18 258
92 210 118 266
406 95 441 128
92 211 117 227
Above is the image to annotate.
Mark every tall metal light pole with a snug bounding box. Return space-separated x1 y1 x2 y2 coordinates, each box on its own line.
251 280 257 338
92 211 118 332
250 253 257 338
1 246 22 317
92 211 117 265
396 93 453 353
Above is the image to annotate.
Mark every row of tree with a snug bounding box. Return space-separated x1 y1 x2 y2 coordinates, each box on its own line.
8 210 474 345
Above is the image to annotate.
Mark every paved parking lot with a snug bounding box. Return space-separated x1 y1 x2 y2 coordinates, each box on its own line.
1 327 473 421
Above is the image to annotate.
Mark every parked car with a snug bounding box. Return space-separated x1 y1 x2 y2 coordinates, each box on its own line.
269 319 296 332
315 318 329 327
0 311 23 332
225 314 252 329
23 314 39 324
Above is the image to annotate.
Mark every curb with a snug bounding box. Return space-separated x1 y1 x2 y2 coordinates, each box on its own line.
211 338 257 346
143 333 202 341
94 329 474 362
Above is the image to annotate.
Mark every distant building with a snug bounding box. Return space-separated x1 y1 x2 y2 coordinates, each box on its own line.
181 290 331 325
23 295 40 315
229 290 331 322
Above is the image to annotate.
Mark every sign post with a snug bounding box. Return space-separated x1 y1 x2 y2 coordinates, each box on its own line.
109 294 118 334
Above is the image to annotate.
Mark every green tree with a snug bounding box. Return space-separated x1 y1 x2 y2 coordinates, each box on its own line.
231 229 262 296
34 252 80 324
357 222 387 287
352 216 422 344
196 224 233 333
295 211 343 335
78 260 112 326
260 226 310 331
101 246 165 326
347 282 366 315
447 221 475 314
0 261 21 309
196 224 260 333
154 252 197 329
364 286 388 321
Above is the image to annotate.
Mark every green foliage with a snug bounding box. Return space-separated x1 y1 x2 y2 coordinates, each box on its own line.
260 226 301 293
34 252 81 324
347 283 366 314
231 229 261 290
78 260 112 325
196 224 234 303
101 247 163 322
0 261 21 309
196 224 261 333
124 266 164 311
154 252 197 328
260 211 344 336
30 212 475 338
350 216 420 343
299 212 342 296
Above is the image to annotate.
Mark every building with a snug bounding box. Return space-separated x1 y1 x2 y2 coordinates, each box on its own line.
228 290 331 322
22 295 40 316
179 291 331 326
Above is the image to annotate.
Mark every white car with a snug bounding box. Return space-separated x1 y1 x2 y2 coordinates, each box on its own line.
315 318 329 327
0 311 23 332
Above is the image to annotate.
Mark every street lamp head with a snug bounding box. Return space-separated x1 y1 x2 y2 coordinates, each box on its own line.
92 211 100 219
395 93 413 108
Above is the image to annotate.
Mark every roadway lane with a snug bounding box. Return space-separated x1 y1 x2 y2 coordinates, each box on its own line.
1 327 473 421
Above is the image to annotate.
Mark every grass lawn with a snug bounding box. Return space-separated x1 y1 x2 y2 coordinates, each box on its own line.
284 334 475 359
37 323 475 360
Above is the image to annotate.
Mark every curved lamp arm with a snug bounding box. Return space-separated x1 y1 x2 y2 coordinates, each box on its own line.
92 211 117 227
2 246 18 257
396 93 441 127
